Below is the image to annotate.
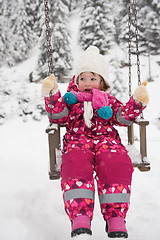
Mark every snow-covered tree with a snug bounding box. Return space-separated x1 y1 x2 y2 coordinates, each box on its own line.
138 2 160 55
51 0 72 80
0 0 16 66
0 0 37 66
0 19 6 65
10 0 37 63
117 0 160 55
36 30 49 78
79 0 115 53
108 46 128 102
25 0 44 37
114 1 128 46
37 0 72 81
62 0 82 11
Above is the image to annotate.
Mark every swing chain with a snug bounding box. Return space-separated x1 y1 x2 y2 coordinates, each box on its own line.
132 0 141 86
128 0 143 118
128 0 141 95
128 1 132 97
44 0 54 75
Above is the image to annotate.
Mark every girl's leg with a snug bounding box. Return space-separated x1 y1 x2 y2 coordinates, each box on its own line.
95 151 133 224
61 149 95 236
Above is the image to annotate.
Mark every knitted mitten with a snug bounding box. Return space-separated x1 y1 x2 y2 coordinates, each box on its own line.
41 74 58 97
133 81 149 105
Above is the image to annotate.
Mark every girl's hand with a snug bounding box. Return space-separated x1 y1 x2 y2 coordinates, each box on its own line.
133 81 149 105
41 74 58 96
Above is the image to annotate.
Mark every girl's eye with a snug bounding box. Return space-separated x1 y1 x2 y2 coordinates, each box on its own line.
80 78 84 81
91 78 96 81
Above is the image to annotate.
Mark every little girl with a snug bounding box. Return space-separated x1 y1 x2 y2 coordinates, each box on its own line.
42 46 149 239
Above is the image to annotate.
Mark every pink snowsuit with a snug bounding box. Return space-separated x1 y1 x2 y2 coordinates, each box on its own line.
44 77 145 222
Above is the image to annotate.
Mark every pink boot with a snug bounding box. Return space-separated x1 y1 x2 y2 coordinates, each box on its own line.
106 217 128 238
71 215 92 237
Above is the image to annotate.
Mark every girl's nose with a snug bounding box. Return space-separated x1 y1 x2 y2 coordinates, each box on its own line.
85 80 91 87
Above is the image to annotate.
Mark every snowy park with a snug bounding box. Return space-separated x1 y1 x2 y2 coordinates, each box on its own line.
0 1 160 240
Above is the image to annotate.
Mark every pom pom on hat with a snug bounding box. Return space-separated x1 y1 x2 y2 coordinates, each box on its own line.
75 46 112 92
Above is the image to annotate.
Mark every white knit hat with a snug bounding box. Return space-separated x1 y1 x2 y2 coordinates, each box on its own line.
75 46 112 92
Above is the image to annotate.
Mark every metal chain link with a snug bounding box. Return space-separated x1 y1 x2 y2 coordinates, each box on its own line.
44 0 55 120
44 0 54 75
128 0 143 118
128 0 141 97
128 0 132 97
132 0 141 86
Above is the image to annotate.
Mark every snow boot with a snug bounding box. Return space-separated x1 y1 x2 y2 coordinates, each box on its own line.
106 217 128 238
71 215 92 238
71 228 92 238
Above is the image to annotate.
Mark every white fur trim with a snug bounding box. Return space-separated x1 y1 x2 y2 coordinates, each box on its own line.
83 101 93 128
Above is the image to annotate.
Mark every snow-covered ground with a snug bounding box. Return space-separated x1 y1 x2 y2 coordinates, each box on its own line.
0 113 160 240
0 71 160 240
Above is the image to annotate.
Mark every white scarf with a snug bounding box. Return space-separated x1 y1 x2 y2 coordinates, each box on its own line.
83 101 93 128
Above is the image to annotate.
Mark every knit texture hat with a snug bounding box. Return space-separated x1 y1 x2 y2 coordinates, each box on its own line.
75 46 112 92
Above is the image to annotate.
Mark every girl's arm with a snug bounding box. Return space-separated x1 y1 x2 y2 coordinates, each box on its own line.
42 74 69 124
110 96 146 127
44 91 69 124
110 81 149 127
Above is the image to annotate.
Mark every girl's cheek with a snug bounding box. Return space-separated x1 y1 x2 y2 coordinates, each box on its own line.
94 84 101 89
78 86 84 92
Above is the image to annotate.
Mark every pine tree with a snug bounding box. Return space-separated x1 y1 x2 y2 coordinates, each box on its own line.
114 0 128 46
138 1 160 54
0 19 6 65
11 0 37 63
25 0 44 37
62 0 82 11
79 0 115 53
117 0 160 55
108 46 128 102
0 0 37 66
37 0 72 81
0 0 16 66
51 0 72 81
37 30 49 78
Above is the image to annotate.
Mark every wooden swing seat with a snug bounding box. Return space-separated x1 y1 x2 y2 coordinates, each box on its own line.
46 119 150 180
128 119 150 172
46 124 61 180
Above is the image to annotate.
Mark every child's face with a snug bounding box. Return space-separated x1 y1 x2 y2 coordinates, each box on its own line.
77 72 101 92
